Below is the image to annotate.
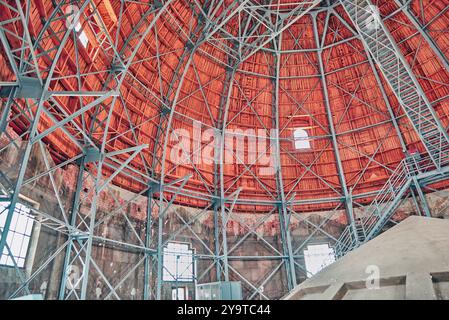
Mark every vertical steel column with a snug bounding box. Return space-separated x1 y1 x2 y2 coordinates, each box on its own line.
215 65 238 282
412 176 432 217
143 183 156 300
213 63 236 281
80 128 110 299
84 1 173 299
149 43 193 300
59 1 172 299
312 12 358 243
154 1 240 296
272 33 297 290
58 156 85 299
0 89 16 134
212 200 221 280
149 32 195 300
156 49 197 300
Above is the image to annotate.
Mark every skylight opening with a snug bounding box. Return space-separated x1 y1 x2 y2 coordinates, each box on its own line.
304 243 335 278
294 128 311 150
75 22 89 48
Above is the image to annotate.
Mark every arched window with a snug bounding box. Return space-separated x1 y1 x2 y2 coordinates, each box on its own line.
294 128 311 150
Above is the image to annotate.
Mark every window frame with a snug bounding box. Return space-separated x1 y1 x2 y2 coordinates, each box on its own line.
162 241 195 283
0 199 37 269
171 287 189 300
293 128 311 150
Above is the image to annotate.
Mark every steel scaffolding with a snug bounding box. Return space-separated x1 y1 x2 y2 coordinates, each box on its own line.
0 0 449 300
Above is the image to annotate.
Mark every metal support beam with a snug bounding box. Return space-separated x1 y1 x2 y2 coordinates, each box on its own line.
312 12 358 244
393 0 449 72
213 63 236 281
332 9 409 154
339 0 449 169
0 0 91 262
143 184 154 300
58 156 85 299
412 176 432 217
272 33 297 291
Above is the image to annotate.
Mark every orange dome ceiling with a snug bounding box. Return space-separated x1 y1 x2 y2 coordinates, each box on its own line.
1 0 449 213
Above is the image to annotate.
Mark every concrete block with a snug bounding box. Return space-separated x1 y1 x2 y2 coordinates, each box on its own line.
406 272 436 300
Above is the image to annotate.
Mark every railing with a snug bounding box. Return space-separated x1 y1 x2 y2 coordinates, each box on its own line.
334 157 409 257
340 0 449 168
334 152 449 258
334 0 449 259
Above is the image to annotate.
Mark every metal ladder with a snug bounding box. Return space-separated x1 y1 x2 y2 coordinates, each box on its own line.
340 0 449 168
334 149 449 258
333 0 449 258
334 158 412 258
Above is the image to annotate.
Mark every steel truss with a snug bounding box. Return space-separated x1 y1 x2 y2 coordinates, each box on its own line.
0 0 448 300
335 0 449 257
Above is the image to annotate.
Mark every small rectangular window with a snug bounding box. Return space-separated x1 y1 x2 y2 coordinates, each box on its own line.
304 243 335 278
294 128 311 150
0 202 35 268
163 242 194 282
